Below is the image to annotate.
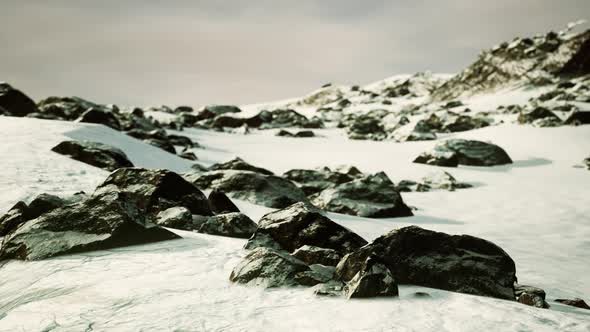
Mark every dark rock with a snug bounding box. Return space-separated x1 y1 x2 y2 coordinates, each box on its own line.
441 114 491 132
212 116 246 128
26 193 67 221
292 245 342 266
175 106 193 113
97 168 212 216
37 96 101 120
0 202 28 236
311 172 413 218
0 190 179 260
559 31 590 76
443 100 464 109
555 298 590 310
156 207 193 229
209 157 274 175
414 139 512 167
167 134 194 147
77 108 121 130
515 285 549 308
144 138 176 154
193 212 257 239
294 130 315 138
413 150 459 167
243 232 282 251
186 170 308 209
208 189 240 214
518 107 560 124
246 202 367 254
283 167 356 195
346 115 387 141
204 105 242 115
0 82 39 117
335 226 517 300
564 111 590 125
276 129 294 137
295 264 335 286
51 140 134 171
313 280 345 297
179 151 198 161
412 292 431 298
259 109 324 129
345 255 398 299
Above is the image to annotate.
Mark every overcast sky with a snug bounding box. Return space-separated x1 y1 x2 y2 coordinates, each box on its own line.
1 1 588 107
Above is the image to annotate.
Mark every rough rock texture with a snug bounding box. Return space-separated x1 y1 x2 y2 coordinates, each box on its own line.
203 105 242 115
0 190 179 260
26 193 67 221
311 172 413 218
247 202 367 254
97 168 212 216
209 157 274 175
555 298 590 310
517 107 560 124
515 285 549 308
276 130 316 138
156 207 193 229
283 167 356 195
186 170 308 209
0 202 28 236
346 114 387 141
51 140 134 171
420 171 473 191
38 96 112 121
0 82 39 117
208 189 240 214
193 213 257 239
292 245 342 266
229 247 311 288
414 139 512 167
313 280 346 297
564 110 590 125
77 108 121 130
335 226 517 300
345 255 399 299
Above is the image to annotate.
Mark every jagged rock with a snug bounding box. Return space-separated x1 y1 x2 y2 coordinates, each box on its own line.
333 165 363 177
532 117 563 127
193 212 257 239
209 157 273 175
346 114 387 141
518 107 560 124
0 190 179 260
295 264 335 286
204 105 242 115
311 172 413 218
440 114 491 132
292 245 342 266
283 167 356 195
420 170 472 191
26 193 67 221
260 109 324 129
334 226 517 300
415 114 442 132
208 189 240 214
515 284 549 308
51 140 134 171
179 151 198 161
167 134 194 147
564 111 590 125
77 108 121 130
229 247 311 288
345 255 399 299
246 202 367 254
404 130 437 142
278 129 315 138
414 139 512 167
0 82 38 117
156 207 193 229
313 280 345 297
584 156 590 170
243 232 282 251
555 298 590 310
97 168 212 216
0 202 28 236
276 129 294 137
186 170 308 209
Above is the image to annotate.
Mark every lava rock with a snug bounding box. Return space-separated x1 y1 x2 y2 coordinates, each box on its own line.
77 108 121 130
334 226 517 300
292 245 342 266
0 82 39 117
345 255 399 299
311 172 413 218
414 139 512 167
209 157 274 175
97 168 212 216
246 202 367 254
193 212 257 239
208 189 240 214
0 190 179 260
51 140 134 171
555 298 590 310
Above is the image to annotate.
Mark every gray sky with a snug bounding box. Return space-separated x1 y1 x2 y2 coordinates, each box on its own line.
1 1 588 107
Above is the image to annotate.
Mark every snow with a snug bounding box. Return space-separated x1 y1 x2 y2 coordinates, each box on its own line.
1 114 590 331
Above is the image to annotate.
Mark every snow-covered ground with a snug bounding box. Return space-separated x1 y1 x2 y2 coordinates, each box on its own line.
0 115 589 331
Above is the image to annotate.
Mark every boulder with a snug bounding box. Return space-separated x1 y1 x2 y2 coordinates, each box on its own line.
345 255 399 299
346 115 387 141
144 138 176 154
26 193 67 220
517 107 559 124
156 206 193 229
209 157 273 175
246 202 367 254
420 170 472 191
186 170 308 209
259 109 323 129
0 190 179 260
311 172 413 218
276 129 294 137
193 212 257 239
440 114 490 132
295 264 335 286
37 96 101 120
0 82 39 117
414 139 512 167
283 167 356 195
51 140 134 171
564 111 590 125
97 168 212 216
229 247 311 288
555 298 590 310
208 189 240 214
204 105 242 115
294 130 315 138
167 134 194 147
334 226 517 300
515 284 549 308
179 151 198 161
211 116 246 128
313 280 346 297
0 201 28 236
77 108 121 130
292 245 342 266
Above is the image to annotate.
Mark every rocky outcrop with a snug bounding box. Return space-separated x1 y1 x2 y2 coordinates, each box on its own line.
0 201 28 236
311 172 413 218
283 167 357 195
344 255 398 299
97 168 212 216
276 129 316 138
246 202 367 254
186 170 308 209
156 207 193 229
77 108 121 130
209 157 273 175
208 189 240 214
345 114 387 141
335 226 517 300
0 82 39 117
0 190 179 260
193 212 257 239
292 245 342 266
414 139 512 167
51 140 134 171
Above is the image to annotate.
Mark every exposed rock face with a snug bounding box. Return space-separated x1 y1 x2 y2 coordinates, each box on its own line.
246 202 367 254
555 298 590 310
208 189 240 214
292 245 342 266
311 172 413 218
335 226 517 300
346 114 387 141
186 170 308 209
97 168 212 216
515 284 549 308
203 105 242 115
193 213 257 239
283 167 357 195
156 207 193 229
26 193 67 221
229 247 311 288
0 202 28 236
420 171 473 191
0 82 39 117
345 255 399 299
77 108 121 130
0 190 179 260
517 107 560 124
209 157 274 175
51 140 134 171
414 139 512 167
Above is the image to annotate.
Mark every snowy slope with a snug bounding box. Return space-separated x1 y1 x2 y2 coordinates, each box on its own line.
0 116 589 331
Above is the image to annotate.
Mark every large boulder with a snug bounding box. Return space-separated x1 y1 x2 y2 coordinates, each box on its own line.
0 82 38 117
26 193 67 220
186 170 308 209
515 284 549 308
209 157 273 175
97 168 212 216
335 226 517 300
414 139 512 167
345 115 387 141
311 172 413 218
208 189 240 214
51 140 134 171
344 255 399 299
193 213 257 239
77 108 121 130
125 129 177 154
564 110 590 125
0 190 179 260
246 202 367 254
283 167 357 195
